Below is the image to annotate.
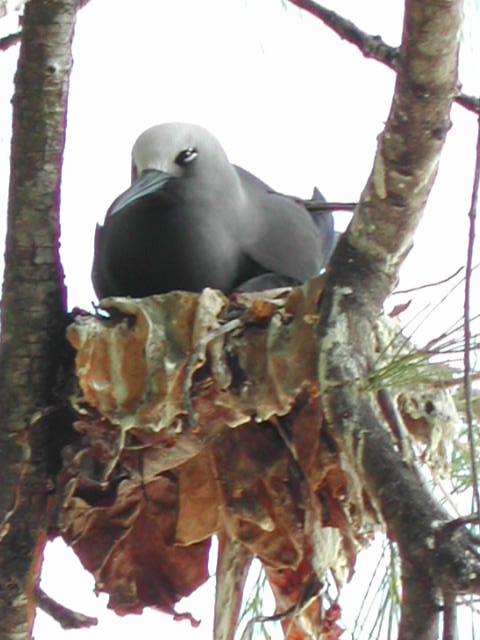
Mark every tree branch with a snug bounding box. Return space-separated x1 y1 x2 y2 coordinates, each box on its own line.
464 114 480 523
344 0 461 285
441 589 457 640
288 0 399 69
316 0 470 636
36 586 98 630
287 0 479 116
54 2 475 638
399 561 439 640
0 31 21 51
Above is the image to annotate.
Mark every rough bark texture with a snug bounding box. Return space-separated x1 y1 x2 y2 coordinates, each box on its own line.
317 1 468 639
0 0 473 639
0 1 76 637
348 1 462 278
59 1 472 639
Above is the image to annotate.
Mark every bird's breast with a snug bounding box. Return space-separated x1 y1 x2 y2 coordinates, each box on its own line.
97 195 246 296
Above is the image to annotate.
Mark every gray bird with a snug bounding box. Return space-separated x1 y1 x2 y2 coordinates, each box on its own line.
92 122 335 299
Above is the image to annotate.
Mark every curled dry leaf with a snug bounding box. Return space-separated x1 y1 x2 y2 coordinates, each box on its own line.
59 278 456 637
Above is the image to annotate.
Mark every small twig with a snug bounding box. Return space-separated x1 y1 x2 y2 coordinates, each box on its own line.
393 266 464 295
442 590 457 640
377 388 420 474
456 93 480 115
0 30 21 51
183 317 244 426
273 189 357 212
422 312 480 352
239 576 320 640
436 518 480 566
303 200 357 212
0 0 96 54
397 265 480 356
287 0 399 68
464 114 480 526
351 538 392 640
442 514 480 538
286 0 480 115
431 372 480 389
36 586 98 630
172 609 201 627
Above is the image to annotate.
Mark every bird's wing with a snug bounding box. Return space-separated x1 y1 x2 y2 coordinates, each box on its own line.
307 186 335 264
235 166 334 281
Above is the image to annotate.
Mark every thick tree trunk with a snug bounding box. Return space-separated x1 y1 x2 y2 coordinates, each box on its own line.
0 1 473 639
318 1 466 638
0 1 76 637
62 1 471 638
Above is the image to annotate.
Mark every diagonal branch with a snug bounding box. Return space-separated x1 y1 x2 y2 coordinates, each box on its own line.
288 0 399 69
287 0 480 115
36 586 98 630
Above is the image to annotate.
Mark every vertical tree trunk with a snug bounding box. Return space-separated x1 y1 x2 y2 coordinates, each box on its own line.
0 1 77 637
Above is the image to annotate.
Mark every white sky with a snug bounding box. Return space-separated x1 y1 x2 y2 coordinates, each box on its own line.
0 0 479 638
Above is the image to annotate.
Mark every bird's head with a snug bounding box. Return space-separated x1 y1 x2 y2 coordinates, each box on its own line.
108 123 238 216
132 122 233 181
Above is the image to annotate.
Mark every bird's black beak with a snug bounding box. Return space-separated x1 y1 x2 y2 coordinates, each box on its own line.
108 169 175 216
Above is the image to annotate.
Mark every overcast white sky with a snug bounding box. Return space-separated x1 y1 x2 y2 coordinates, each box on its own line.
0 0 479 638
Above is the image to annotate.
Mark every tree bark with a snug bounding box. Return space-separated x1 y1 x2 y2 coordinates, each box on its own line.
0 1 76 637
0 1 473 639
318 1 467 637
62 1 472 638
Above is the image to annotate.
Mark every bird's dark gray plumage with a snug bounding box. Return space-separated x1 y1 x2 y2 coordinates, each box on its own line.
92 123 335 299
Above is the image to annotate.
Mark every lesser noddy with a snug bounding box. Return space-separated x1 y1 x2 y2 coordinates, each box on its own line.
92 122 335 298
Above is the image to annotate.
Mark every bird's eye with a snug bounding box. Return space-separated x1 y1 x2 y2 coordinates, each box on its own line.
175 147 198 166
